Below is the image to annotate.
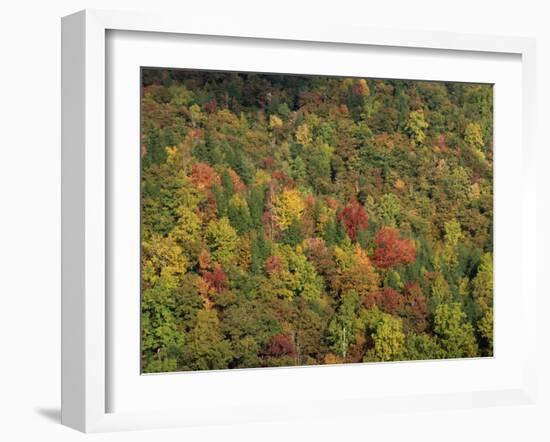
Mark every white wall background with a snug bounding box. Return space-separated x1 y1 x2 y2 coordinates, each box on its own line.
0 1 547 441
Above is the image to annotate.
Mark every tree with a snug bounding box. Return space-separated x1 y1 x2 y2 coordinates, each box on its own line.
227 168 247 192
141 234 188 288
291 155 307 181
190 162 220 190
478 307 493 355
372 227 416 269
303 237 335 280
228 194 252 234
269 114 284 131
188 103 205 127
332 243 380 300
364 312 405 362
170 205 202 261
377 193 401 227
402 333 444 361
443 166 470 201
405 110 428 145
465 122 484 151
248 186 266 229
295 123 311 146
263 334 295 358
220 168 235 197
250 231 271 274
202 264 228 294
268 244 324 302
430 273 452 307
434 302 478 358
272 188 305 231
182 310 233 370
327 290 362 361
264 255 283 275
402 282 430 333
337 199 369 241
141 281 185 366
377 287 405 315
441 219 462 268
472 253 493 354
281 217 304 247
221 295 281 367
169 83 194 106
323 216 338 246
306 140 333 193
347 79 370 120
472 252 493 313
205 217 238 265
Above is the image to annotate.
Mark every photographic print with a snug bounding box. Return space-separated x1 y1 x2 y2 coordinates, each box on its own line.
140 69 493 373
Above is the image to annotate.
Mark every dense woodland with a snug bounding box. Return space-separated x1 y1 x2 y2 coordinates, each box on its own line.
140 69 493 373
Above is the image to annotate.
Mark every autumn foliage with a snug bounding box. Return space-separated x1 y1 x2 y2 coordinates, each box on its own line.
202 264 228 293
191 162 220 190
372 227 416 269
140 69 494 373
264 255 283 275
378 287 405 314
337 199 369 241
263 334 296 357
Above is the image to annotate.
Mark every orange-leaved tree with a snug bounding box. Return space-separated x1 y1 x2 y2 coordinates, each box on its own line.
372 227 416 269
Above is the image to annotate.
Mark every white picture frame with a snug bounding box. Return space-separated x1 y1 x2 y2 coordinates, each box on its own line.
61 9 537 433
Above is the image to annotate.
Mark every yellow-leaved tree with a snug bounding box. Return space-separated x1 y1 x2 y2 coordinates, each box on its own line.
272 188 305 231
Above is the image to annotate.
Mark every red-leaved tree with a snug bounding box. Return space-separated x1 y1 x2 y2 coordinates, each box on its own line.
263 334 295 357
337 199 369 241
403 282 430 333
363 287 404 315
379 287 405 314
372 227 416 269
203 264 228 293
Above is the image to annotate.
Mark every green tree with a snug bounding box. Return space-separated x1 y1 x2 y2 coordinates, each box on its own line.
228 194 252 234
141 234 188 288
205 217 239 265
264 245 323 302
291 155 307 182
402 333 445 361
250 231 271 274
323 217 338 246
472 253 493 354
248 186 265 229
364 312 405 362
377 193 401 227
306 140 333 193
141 278 185 372
170 205 202 261
281 217 304 247
444 166 470 201
327 290 362 361
472 252 493 313
478 307 493 355
405 110 428 145
182 310 233 370
434 302 478 358
442 219 462 269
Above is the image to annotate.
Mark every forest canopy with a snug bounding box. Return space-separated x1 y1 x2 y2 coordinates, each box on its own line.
140 69 493 373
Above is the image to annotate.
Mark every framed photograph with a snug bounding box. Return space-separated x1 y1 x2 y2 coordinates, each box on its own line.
61 9 537 432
